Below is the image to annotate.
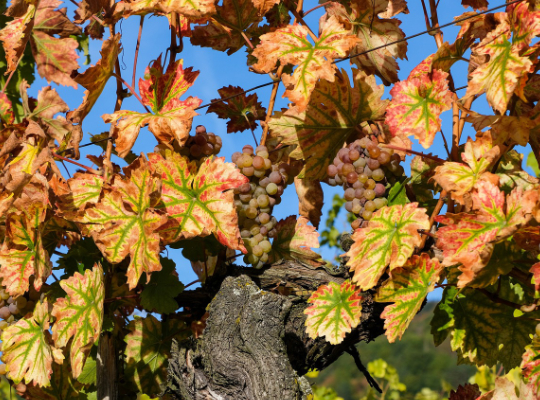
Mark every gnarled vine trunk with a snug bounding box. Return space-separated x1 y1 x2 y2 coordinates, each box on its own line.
164 260 387 399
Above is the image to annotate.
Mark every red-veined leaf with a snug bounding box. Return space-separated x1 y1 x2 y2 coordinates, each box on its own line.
268 215 323 267
51 264 104 378
148 148 248 252
385 62 453 148
375 254 443 342
0 202 52 297
432 137 498 203
435 180 538 287
346 203 430 290
465 22 533 114
1 300 64 387
304 281 363 345
252 16 359 110
0 93 14 125
522 344 540 398
78 156 168 289
206 86 266 133
268 68 387 180
103 58 201 158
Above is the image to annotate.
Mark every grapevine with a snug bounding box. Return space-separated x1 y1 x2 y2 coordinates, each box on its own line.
0 0 538 399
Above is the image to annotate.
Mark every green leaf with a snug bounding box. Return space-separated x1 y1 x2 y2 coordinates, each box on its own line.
140 257 183 314
527 151 540 177
25 360 85 399
77 346 97 385
430 286 459 346
375 254 442 342
124 316 190 396
387 181 408 206
496 150 539 194
304 281 363 345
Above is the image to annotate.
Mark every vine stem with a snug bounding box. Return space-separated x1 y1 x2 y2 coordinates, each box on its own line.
290 9 319 42
303 2 331 17
52 152 100 174
381 145 446 163
132 16 145 90
428 0 444 48
240 31 254 50
112 72 151 113
169 13 179 68
260 65 284 146
105 25 125 181
419 190 447 250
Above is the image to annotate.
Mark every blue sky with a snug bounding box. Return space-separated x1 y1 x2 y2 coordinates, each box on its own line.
29 1 534 292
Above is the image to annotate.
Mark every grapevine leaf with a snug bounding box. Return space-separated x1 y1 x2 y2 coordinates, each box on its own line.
140 257 183 314
435 180 537 286
430 286 458 346
295 177 323 229
0 92 14 125
62 172 105 212
103 58 201 158
252 16 359 110
0 0 36 73
387 181 408 206
461 0 488 11
514 226 540 252
124 315 190 396
121 0 216 19
191 0 278 55
448 384 481 400
31 0 81 89
268 68 388 180
67 34 121 124
304 281 363 345
0 203 52 297
478 377 536 400
385 62 453 149
459 240 523 289
442 282 537 370
24 360 85 400
77 348 96 385
268 215 323 267
465 22 533 114
465 110 535 146
527 151 540 177
345 203 430 290
1 300 64 387
326 0 407 85
206 86 266 133
522 345 540 398
432 137 497 203
375 254 443 342
507 2 540 51
496 150 539 193
51 264 104 378
148 148 248 252
79 156 168 289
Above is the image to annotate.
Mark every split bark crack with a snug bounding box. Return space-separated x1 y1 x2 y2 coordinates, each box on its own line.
165 260 387 399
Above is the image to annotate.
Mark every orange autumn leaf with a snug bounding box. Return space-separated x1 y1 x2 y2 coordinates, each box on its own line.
252 16 358 110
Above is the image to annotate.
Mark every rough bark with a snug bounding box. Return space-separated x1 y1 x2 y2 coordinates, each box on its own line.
165 260 387 400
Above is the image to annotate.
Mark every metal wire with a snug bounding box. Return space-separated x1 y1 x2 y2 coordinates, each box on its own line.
77 0 523 151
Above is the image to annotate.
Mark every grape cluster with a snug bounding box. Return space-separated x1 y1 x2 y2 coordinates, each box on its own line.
233 144 302 268
326 137 404 229
181 125 222 159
